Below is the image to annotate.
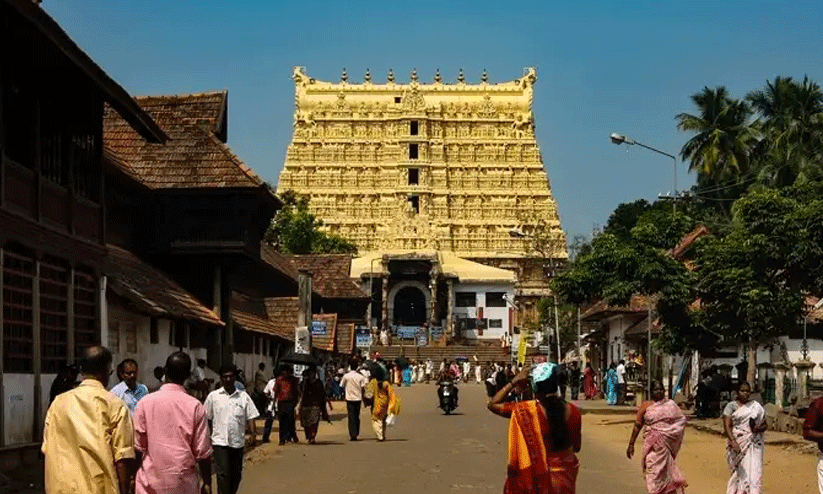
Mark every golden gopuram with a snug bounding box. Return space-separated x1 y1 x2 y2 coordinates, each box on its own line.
277 67 567 334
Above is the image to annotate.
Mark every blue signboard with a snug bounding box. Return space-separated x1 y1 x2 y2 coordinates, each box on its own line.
395 326 419 339
355 326 371 348
311 321 327 336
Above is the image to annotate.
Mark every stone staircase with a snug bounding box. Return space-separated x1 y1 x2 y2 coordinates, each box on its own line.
369 344 510 363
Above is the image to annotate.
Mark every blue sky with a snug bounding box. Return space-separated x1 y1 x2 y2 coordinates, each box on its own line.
46 0 823 240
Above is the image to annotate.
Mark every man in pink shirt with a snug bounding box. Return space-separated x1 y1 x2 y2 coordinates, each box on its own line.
134 352 213 494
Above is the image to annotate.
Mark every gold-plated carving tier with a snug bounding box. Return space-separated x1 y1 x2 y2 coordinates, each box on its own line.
279 67 567 260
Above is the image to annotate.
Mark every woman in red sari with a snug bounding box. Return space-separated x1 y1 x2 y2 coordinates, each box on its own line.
488 363 582 494
583 363 599 399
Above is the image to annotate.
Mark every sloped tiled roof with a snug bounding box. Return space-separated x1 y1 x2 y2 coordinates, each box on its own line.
806 296 823 324
285 255 367 299
261 245 300 281
104 245 223 326
311 314 338 352
581 294 651 322
264 297 302 340
232 292 292 340
624 315 662 336
335 322 356 355
670 224 710 259
132 92 227 136
103 91 264 189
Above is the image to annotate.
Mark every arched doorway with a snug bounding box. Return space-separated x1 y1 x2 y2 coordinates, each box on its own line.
393 286 427 326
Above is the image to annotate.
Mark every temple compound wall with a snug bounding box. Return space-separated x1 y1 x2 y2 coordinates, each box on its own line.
277 67 567 336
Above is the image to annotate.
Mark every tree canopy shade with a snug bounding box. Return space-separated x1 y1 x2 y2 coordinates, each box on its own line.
551 207 693 313
265 190 358 255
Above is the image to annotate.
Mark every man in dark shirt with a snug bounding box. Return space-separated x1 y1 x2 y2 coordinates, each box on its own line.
273 365 300 445
802 395 823 492
569 361 581 401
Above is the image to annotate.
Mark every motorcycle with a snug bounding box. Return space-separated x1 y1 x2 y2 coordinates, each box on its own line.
438 381 458 415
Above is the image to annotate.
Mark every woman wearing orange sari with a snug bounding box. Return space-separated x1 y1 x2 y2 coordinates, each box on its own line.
488 363 582 494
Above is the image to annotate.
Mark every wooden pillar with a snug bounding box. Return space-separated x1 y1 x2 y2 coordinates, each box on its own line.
428 271 437 327
0 247 4 446
32 259 41 442
446 279 454 342
381 259 389 332
67 268 75 364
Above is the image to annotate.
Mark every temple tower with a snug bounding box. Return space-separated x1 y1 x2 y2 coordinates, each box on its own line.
278 67 567 329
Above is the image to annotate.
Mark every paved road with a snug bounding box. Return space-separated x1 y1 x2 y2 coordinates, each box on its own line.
239 383 647 493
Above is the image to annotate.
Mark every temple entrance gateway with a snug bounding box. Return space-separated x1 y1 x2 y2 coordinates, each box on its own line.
393 286 427 326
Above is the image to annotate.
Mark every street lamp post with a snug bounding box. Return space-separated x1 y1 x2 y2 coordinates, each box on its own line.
368 257 381 355
610 133 678 214
509 228 565 363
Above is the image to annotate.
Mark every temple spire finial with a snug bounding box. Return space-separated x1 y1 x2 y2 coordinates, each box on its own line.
457 68 465 83
481 69 488 83
411 68 418 82
364 68 371 83
434 68 442 83
387 68 395 83
341 68 348 82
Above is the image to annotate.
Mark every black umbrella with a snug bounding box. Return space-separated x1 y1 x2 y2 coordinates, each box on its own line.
394 356 410 369
279 351 320 366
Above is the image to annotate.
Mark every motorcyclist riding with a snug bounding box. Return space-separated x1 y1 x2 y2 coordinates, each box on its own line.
436 363 459 408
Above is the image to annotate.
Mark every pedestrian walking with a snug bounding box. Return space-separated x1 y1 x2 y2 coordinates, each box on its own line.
340 360 368 441
616 359 627 404
364 364 398 442
261 373 277 443
110 358 149 414
723 381 766 494
425 359 433 383
253 362 267 414
802 393 823 493
626 380 687 494
487 363 581 493
273 364 300 445
475 362 483 384
133 352 213 494
568 362 581 401
605 363 618 405
204 364 259 494
49 361 78 404
557 363 568 400
42 346 135 494
583 363 599 399
298 366 332 444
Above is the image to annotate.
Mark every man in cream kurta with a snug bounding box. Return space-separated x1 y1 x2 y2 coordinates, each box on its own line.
43 346 135 494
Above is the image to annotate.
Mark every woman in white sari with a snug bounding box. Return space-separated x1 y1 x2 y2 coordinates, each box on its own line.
722 381 767 494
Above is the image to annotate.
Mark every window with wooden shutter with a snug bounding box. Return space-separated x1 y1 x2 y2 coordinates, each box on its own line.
39 257 69 374
74 268 98 359
3 248 35 373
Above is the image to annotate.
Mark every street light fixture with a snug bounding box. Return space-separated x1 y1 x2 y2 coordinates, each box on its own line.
610 132 678 214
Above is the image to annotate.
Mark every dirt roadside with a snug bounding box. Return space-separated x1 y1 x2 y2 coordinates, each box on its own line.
584 414 819 493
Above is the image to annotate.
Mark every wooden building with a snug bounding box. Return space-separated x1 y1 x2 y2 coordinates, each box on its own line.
0 0 166 451
103 91 298 375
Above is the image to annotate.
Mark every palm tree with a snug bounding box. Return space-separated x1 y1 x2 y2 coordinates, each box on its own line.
746 76 823 186
676 87 758 185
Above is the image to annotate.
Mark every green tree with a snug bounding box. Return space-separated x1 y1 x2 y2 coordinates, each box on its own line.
676 86 758 186
747 76 823 186
687 182 823 383
265 190 358 255
552 210 694 315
